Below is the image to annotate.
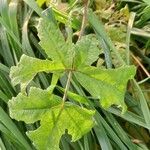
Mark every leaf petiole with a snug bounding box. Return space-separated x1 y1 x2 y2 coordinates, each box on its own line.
62 71 72 107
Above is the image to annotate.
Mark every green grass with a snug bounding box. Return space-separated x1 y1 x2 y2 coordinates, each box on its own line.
0 0 150 149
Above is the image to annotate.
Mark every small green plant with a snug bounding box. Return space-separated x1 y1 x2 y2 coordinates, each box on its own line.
8 9 136 150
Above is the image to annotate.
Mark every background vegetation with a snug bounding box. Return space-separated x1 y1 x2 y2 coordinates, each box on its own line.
0 0 150 149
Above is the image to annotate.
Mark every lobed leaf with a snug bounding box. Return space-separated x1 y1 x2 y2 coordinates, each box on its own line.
73 34 100 68
8 87 61 123
10 54 64 88
74 65 136 112
27 103 95 150
8 11 137 150
38 17 73 67
8 87 95 149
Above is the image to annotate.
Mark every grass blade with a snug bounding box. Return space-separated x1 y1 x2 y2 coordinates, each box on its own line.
0 107 32 150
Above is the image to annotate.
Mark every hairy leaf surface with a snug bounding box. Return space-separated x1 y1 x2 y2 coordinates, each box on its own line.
8 87 95 150
10 54 64 88
8 10 137 150
27 103 95 150
38 17 73 67
73 35 100 68
75 66 136 111
8 87 61 123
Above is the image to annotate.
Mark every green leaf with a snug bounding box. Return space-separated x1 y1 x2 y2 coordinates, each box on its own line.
73 35 101 68
36 0 47 7
10 54 64 88
57 86 89 105
8 10 137 149
8 87 95 150
74 66 136 112
8 87 61 123
143 0 150 6
38 16 73 67
88 10 125 65
27 103 95 150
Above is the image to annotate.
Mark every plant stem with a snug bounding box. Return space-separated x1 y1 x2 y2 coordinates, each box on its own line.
126 12 136 65
78 0 88 40
62 71 72 104
131 53 150 78
62 0 89 105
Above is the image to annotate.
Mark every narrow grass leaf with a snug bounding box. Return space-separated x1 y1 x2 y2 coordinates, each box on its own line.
0 107 32 150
